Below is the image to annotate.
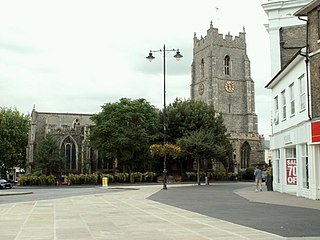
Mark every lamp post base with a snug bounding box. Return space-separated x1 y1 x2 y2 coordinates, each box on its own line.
163 169 167 190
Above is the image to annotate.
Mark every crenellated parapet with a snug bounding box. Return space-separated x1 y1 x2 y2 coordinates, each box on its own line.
193 22 246 53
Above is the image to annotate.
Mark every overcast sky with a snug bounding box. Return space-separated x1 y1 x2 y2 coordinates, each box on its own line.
0 0 271 138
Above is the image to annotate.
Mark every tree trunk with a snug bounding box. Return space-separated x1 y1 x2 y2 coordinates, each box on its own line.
197 159 200 185
225 166 228 179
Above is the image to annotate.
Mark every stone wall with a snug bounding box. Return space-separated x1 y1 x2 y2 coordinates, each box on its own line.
279 24 306 68
26 109 95 173
307 7 320 118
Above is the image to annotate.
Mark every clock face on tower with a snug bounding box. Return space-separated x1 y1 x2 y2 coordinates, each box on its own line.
198 83 204 95
224 81 234 93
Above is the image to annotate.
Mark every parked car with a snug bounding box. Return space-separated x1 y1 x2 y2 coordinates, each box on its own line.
0 179 13 189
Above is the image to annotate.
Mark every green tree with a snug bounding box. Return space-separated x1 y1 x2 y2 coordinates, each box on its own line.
0 107 30 176
177 129 232 185
177 129 213 185
212 114 234 172
166 99 233 179
34 133 63 176
165 98 219 142
90 98 161 173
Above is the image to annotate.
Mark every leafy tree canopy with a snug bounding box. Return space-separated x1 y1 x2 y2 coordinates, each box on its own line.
165 98 227 142
0 107 30 172
177 129 232 163
177 129 216 160
90 98 161 172
167 99 233 178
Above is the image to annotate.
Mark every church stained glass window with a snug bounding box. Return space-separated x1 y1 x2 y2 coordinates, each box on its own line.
61 136 77 170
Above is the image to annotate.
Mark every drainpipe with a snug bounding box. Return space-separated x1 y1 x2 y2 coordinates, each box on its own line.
298 16 312 120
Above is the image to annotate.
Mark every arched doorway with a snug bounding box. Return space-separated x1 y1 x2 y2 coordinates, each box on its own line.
241 141 251 169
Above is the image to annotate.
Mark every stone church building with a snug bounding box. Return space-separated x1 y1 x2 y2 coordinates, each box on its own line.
26 107 104 174
190 22 265 171
26 23 265 175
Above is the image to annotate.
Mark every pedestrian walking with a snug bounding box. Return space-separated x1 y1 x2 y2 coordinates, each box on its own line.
254 165 263 192
266 163 273 191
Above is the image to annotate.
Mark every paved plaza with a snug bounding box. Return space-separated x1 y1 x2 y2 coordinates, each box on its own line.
0 182 320 240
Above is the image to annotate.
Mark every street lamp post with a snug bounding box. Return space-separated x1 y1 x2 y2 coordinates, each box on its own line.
146 44 182 190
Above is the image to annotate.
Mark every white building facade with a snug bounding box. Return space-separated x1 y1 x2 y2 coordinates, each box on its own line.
262 0 312 77
264 0 320 200
266 53 317 198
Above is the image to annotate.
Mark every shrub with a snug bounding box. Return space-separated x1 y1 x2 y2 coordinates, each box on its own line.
68 173 79 184
143 172 157 182
38 175 47 185
28 175 38 185
239 167 255 181
95 171 103 184
18 172 161 186
32 171 42 177
103 174 114 184
130 172 143 183
77 174 96 184
212 170 225 180
47 175 56 185
114 172 129 183
186 172 197 181
18 176 26 186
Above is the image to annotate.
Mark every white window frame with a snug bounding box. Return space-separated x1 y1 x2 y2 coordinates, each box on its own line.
298 74 306 111
274 96 279 125
224 55 230 76
274 149 280 184
286 148 296 158
301 144 309 189
281 90 286 120
289 83 295 116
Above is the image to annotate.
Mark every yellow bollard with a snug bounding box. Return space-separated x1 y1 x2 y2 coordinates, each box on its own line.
102 177 108 187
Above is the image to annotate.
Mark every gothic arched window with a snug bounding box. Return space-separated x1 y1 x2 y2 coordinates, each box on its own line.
241 141 251 169
224 55 230 76
201 58 205 78
73 119 80 128
61 136 77 170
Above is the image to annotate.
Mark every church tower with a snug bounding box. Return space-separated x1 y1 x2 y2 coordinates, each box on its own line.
191 22 264 170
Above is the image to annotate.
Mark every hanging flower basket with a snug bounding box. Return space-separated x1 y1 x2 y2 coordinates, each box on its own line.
150 143 181 157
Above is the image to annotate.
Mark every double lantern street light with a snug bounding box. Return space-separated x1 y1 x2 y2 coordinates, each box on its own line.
146 45 183 190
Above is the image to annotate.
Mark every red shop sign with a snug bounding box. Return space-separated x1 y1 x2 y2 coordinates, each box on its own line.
286 159 297 185
312 120 320 143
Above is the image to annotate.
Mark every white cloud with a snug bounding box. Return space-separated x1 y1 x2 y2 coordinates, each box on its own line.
0 0 271 137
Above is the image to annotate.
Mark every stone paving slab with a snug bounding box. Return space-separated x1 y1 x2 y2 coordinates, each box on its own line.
0 184 285 240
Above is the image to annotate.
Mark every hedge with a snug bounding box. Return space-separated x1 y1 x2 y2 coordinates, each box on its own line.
19 170 239 186
18 171 158 186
